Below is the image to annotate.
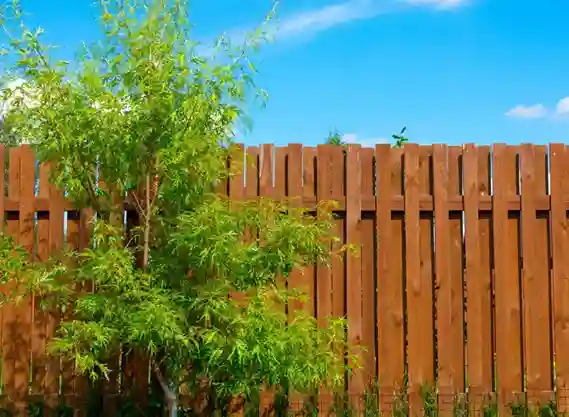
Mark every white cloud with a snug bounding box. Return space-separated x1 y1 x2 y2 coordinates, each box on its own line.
504 104 548 119
402 0 468 10
216 0 469 46
342 132 390 147
275 0 388 40
555 97 569 117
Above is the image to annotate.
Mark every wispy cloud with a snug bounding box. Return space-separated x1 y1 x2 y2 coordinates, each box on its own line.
274 0 388 40
253 0 469 43
403 0 469 10
505 104 548 119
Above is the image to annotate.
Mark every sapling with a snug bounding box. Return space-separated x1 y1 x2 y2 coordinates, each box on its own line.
0 0 356 415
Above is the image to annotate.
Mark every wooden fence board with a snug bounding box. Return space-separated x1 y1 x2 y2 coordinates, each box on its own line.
521 145 554 407
346 145 363 402
330 145 345 322
2 147 30 414
464 145 493 412
448 146 465 396
30 164 49 400
316 145 334 415
246 146 259 199
286 144 305 415
433 144 455 415
404 144 427 414
228 144 246 417
493 145 523 410
476 146 494 404
550 144 569 412
360 147 376 386
36 164 60 410
376 145 405 413
259 144 276 417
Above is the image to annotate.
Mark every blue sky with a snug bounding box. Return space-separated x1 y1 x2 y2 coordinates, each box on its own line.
13 0 569 146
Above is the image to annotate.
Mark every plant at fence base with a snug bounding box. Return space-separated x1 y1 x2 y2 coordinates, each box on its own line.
0 0 356 414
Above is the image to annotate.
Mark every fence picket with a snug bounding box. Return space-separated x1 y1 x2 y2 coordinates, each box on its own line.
360 147 376 387
376 144 405 414
433 144 455 415
520 145 554 407
346 145 363 403
493 145 524 410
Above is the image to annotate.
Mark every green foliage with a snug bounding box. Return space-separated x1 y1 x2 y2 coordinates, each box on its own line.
392 126 408 148
0 0 354 410
326 129 345 146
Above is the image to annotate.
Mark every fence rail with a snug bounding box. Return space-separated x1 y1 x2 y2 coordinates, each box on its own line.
0 143 568 416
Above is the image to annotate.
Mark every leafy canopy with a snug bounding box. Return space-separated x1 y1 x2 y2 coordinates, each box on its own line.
0 0 355 404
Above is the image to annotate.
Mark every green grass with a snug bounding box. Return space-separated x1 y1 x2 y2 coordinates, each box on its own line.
0 383 562 417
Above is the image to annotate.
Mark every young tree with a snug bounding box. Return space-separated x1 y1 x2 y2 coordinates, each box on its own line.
0 0 355 414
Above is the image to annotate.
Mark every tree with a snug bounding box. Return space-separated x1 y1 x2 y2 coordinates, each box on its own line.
0 0 354 414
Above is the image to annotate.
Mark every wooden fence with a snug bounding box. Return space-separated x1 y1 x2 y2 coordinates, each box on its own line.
1 143 569 415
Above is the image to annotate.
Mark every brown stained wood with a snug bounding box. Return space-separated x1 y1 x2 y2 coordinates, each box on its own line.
287 144 314 320
418 146 435 393
360 148 376 385
44 163 66 410
19 147 34 411
493 145 523 409
4 143 569 412
36 164 60 409
346 145 364 399
448 146 465 397
534 145 554 406
286 144 305 316
433 145 454 413
477 146 494 401
464 145 493 409
316 145 334 326
31 165 49 397
285 144 306 415
303 147 317 201
331 148 345 321
520 145 553 407
245 147 259 199
229 143 245 202
275 147 287 200
5 192 569 214
550 144 569 412
299 146 317 318
376 145 405 413
260 144 274 199
404 144 426 414
2 147 31 414
316 145 334 415
259 144 276 416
